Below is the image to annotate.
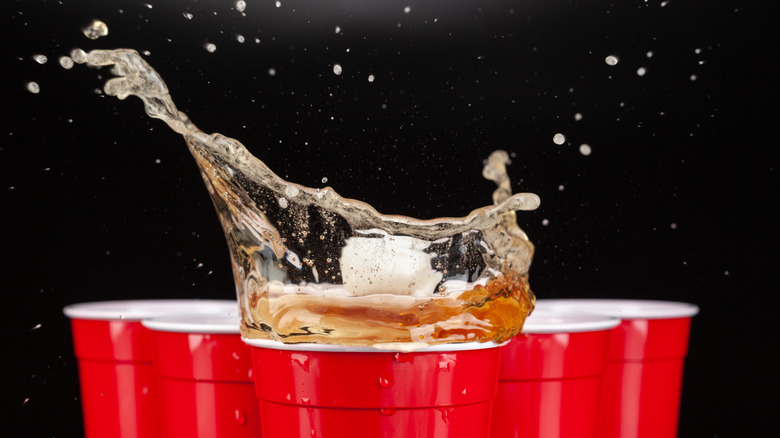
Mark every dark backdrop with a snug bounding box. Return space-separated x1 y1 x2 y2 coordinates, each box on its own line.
2 0 776 436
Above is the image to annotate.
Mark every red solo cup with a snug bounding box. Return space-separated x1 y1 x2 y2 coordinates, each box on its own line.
492 312 620 438
63 299 238 438
142 314 261 438
243 339 501 438
534 299 700 438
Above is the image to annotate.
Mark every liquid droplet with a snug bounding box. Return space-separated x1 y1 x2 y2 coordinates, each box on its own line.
605 55 619 66
637 67 647 76
32 54 48 65
579 144 592 156
26 81 40 94
574 112 583 121
204 43 217 53
378 375 394 388
552 133 566 145
235 409 246 425
82 19 109 40
368 74 375 82
59 56 74 69
394 352 410 363
235 1 246 13
380 408 397 416
332 64 343 75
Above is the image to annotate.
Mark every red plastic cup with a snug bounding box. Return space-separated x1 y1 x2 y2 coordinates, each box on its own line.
492 312 620 438
534 299 700 438
63 299 238 438
243 339 502 438
142 314 261 438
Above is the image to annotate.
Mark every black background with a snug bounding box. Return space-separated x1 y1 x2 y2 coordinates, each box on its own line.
1 0 776 436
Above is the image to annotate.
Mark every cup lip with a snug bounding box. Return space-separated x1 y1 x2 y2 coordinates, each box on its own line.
141 314 241 334
62 299 238 321
535 299 700 319
521 311 621 334
241 337 501 353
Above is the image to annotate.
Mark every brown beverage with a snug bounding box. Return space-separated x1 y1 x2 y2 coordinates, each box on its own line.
73 48 539 351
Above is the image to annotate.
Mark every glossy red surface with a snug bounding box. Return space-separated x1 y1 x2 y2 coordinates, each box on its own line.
250 346 501 438
492 329 613 438
69 319 161 438
150 331 261 437
598 318 692 438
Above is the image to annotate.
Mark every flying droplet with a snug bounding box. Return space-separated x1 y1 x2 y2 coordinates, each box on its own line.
183 12 194 20
646 51 654 58
235 1 246 13
268 68 277 76
404 6 411 13
552 133 566 145
321 177 328 184
204 43 217 53
637 67 647 76
26 81 40 94
59 56 74 69
32 54 48 65
579 144 592 156
574 112 583 121
82 19 109 40
335 26 342 34
368 74 375 82
275 1 281 7
542 219 550 226
605 55 619 66
332 64 343 75
236 34 245 43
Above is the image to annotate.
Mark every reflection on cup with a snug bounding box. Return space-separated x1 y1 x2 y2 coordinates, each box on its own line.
492 312 620 438
63 299 237 438
534 299 699 438
244 339 501 438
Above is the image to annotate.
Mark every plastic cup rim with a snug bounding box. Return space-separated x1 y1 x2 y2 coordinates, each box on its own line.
62 299 238 321
534 298 700 319
241 337 501 353
521 312 621 333
141 314 241 334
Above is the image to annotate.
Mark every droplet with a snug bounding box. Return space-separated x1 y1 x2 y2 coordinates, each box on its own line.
335 26 342 34
268 68 277 76
204 43 217 53
332 64 343 75
82 19 109 40
637 67 647 76
32 54 48 65
646 51 654 58
235 409 246 425
26 81 40 94
59 56 74 69
183 12 194 20
235 1 246 13
368 74 375 82
605 55 619 66
380 408 397 416
574 112 583 121
278 197 288 209
670 223 678 230
321 177 328 184
394 352 410 363
558 184 565 191
70 49 87 64
552 133 566 145
689 74 697 81
275 1 282 8
542 219 550 226
579 144 592 156
236 34 245 43
378 375 394 388
404 6 411 13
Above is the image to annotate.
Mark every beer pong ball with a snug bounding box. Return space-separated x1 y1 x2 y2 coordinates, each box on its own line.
63 300 238 438
534 299 700 438
244 339 501 438
142 314 260 438
492 312 620 438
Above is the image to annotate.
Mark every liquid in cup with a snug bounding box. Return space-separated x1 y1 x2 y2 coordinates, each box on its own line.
63 299 238 438
142 314 261 438
492 312 620 438
71 48 539 351
534 299 700 438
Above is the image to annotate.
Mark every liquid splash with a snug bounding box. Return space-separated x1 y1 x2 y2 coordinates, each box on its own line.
75 48 539 350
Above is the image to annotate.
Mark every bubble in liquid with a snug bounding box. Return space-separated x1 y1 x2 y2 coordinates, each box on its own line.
204 43 217 53
574 112 583 121
82 19 108 40
59 56 74 69
604 55 619 66
32 54 48 65
579 144 592 156
368 74 375 82
26 81 40 94
552 133 566 145
332 64 343 75
235 1 246 12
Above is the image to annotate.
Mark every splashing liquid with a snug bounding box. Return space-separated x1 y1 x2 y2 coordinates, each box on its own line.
75 49 539 350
